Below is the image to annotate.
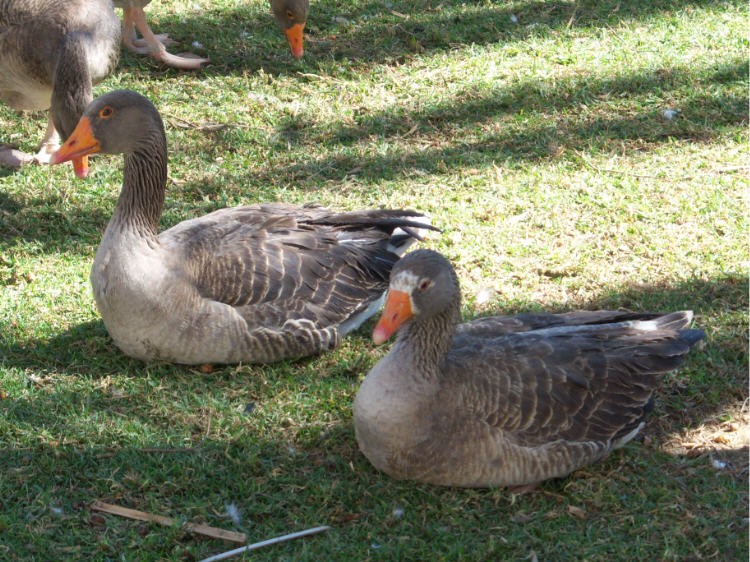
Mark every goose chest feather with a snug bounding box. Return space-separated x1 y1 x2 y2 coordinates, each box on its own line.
354 250 705 488
52 90 436 365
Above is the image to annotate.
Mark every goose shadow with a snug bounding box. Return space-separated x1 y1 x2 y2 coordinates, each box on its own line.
0 188 112 256
251 60 746 187
1 273 745 429
113 0 740 77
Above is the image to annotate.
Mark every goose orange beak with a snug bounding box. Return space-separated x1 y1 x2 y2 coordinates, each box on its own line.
284 23 305 58
373 289 412 345
51 116 101 179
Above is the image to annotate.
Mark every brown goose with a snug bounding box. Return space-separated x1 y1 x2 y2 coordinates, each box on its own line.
112 0 309 67
51 90 436 365
354 249 704 488
0 0 120 175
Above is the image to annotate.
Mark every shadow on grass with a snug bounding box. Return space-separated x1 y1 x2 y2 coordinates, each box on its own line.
247 59 747 186
117 0 742 76
0 190 112 255
1 273 745 432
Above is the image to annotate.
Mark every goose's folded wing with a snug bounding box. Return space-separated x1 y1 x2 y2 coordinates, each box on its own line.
446 313 703 447
454 310 666 340
159 205 429 327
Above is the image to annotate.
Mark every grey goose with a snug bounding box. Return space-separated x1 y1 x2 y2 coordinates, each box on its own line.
51 89 437 365
0 0 120 174
354 249 705 488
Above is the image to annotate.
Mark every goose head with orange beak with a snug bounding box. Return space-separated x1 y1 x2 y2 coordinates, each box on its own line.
270 0 310 58
372 250 461 345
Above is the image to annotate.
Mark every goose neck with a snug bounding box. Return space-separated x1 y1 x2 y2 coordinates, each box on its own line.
110 143 167 238
395 307 458 373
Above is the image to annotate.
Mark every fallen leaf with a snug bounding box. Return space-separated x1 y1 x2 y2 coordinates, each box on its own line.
333 512 361 524
567 505 586 520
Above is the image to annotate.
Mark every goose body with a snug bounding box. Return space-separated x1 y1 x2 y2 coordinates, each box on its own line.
52 90 435 365
0 0 120 174
354 250 704 488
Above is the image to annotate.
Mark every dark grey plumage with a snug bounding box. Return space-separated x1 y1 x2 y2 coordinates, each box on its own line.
354 249 705 488
51 90 437 365
0 0 120 168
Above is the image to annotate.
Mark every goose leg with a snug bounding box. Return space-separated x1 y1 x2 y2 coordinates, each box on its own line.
122 6 209 69
0 146 34 169
507 483 539 494
33 115 61 164
121 8 176 54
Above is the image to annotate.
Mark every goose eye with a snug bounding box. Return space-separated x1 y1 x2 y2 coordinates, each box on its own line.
285 9 294 19
99 106 114 119
418 279 431 292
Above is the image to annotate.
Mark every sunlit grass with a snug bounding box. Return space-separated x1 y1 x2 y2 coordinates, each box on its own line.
1 0 747 559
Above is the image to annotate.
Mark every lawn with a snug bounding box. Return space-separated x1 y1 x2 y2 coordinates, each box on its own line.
0 0 747 560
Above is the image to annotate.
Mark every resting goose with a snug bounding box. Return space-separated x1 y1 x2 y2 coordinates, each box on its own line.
0 0 120 175
51 90 436 365
354 250 705 488
112 0 308 67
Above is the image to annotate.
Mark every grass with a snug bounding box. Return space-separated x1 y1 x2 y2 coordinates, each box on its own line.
1 0 747 559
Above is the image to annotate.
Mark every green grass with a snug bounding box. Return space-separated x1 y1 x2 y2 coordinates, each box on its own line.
1 0 748 559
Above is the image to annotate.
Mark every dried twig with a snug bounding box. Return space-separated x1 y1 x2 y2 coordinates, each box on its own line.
91 500 246 543
198 526 331 562
167 115 228 132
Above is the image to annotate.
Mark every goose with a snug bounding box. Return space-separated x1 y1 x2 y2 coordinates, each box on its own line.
50 90 436 365
112 0 308 68
354 249 705 488
0 0 120 176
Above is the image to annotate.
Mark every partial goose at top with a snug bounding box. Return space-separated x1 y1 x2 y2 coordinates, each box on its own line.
0 0 120 175
113 0 210 69
354 249 705 488
112 0 309 68
51 89 437 365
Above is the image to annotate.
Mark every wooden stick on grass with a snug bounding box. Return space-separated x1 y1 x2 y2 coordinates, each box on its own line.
91 500 246 543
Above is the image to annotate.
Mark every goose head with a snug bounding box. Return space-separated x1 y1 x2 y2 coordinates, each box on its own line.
270 0 310 58
50 90 164 162
373 249 461 344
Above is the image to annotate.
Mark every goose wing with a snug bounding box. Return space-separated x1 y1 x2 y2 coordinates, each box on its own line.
160 204 433 328
445 311 704 447
454 310 666 340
